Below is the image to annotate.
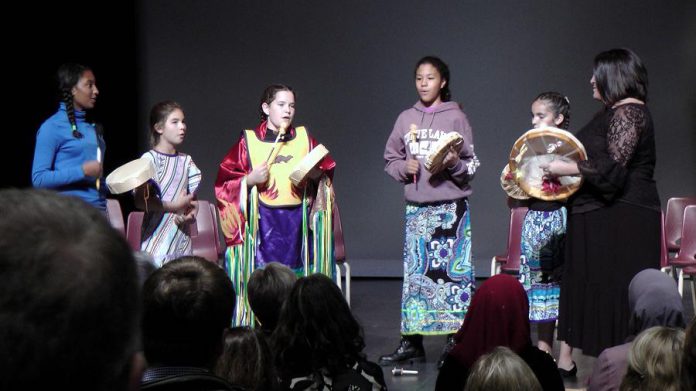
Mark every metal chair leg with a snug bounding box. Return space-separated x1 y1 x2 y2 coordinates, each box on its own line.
335 264 342 291
343 261 351 307
491 256 502 276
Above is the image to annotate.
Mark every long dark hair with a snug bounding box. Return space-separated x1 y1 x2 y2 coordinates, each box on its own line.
414 56 451 102
272 274 365 377
593 48 648 106
214 327 277 391
56 63 93 139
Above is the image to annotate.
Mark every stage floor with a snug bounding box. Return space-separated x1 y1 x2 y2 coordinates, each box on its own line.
351 277 695 391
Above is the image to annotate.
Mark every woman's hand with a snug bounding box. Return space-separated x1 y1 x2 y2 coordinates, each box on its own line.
541 160 580 177
247 163 269 187
82 160 102 177
405 159 420 175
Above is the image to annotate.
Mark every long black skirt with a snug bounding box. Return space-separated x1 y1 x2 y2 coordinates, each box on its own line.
557 202 660 356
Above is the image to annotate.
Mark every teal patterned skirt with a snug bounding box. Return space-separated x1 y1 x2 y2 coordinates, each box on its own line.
519 208 566 322
401 198 474 335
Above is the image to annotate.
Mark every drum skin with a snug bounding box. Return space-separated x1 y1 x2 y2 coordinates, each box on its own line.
106 158 155 194
425 132 463 174
507 127 586 201
289 144 329 186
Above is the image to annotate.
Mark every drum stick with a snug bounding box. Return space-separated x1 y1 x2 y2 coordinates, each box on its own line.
409 124 418 186
266 122 289 167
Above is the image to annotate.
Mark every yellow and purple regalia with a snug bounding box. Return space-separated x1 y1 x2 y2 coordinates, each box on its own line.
215 121 337 325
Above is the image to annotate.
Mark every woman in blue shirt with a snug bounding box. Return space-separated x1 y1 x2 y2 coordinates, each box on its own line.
32 63 105 210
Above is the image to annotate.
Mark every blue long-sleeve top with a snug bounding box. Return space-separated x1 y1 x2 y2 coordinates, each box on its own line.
32 103 106 210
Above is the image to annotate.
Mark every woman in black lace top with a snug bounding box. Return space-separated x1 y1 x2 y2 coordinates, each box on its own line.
544 48 661 360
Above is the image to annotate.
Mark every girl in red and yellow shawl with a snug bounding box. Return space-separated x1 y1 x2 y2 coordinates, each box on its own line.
215 84 337 325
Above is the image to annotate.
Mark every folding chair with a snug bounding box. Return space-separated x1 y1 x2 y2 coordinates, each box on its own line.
126 211 144 252
190 200 219 263
105 198 126 236
664 197 696 253
671 205 696 296
491 206 528 276
127 201 219 263
209 201 223 258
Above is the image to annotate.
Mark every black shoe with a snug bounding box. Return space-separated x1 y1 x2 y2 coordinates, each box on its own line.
378 338 426 366
436 334 456 369
558 361 577 378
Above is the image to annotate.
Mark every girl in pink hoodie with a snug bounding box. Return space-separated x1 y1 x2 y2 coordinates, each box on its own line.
380 56 479 367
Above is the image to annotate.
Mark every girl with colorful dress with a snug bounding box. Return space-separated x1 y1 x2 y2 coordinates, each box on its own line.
215 84 337 325
134 101 201 266
381 56 479 366
517 92 575 376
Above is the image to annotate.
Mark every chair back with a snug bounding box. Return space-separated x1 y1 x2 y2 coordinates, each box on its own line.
191 200 219 262
501 206 528 273
665 197 696 252
106 198 125 236
126 211 144 252
209 202 222 257
126 203 219 263
678 205 696 261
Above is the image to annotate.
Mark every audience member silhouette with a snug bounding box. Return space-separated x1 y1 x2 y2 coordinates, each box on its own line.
273 274 386 390
247 261 297 335
680 317 696 391
588 269 685 391
464 346 543 391
0 189 141 390
214 326 278 391
140 256 242 391
619 326 684 391
435 274 564 391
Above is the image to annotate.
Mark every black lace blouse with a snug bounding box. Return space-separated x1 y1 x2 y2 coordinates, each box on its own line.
569 103 660 213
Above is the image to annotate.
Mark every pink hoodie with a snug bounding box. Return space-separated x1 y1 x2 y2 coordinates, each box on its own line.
384 101 478 203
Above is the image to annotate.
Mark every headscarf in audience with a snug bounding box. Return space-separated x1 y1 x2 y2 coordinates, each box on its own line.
449 274 531 368
587 268 685 391
627 269 685 338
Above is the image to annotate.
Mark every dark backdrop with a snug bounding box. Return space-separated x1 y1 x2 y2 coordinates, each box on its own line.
13 1 696 276
10 1 139 210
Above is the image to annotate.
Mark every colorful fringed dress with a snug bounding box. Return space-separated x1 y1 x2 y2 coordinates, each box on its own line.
215 121 337 325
